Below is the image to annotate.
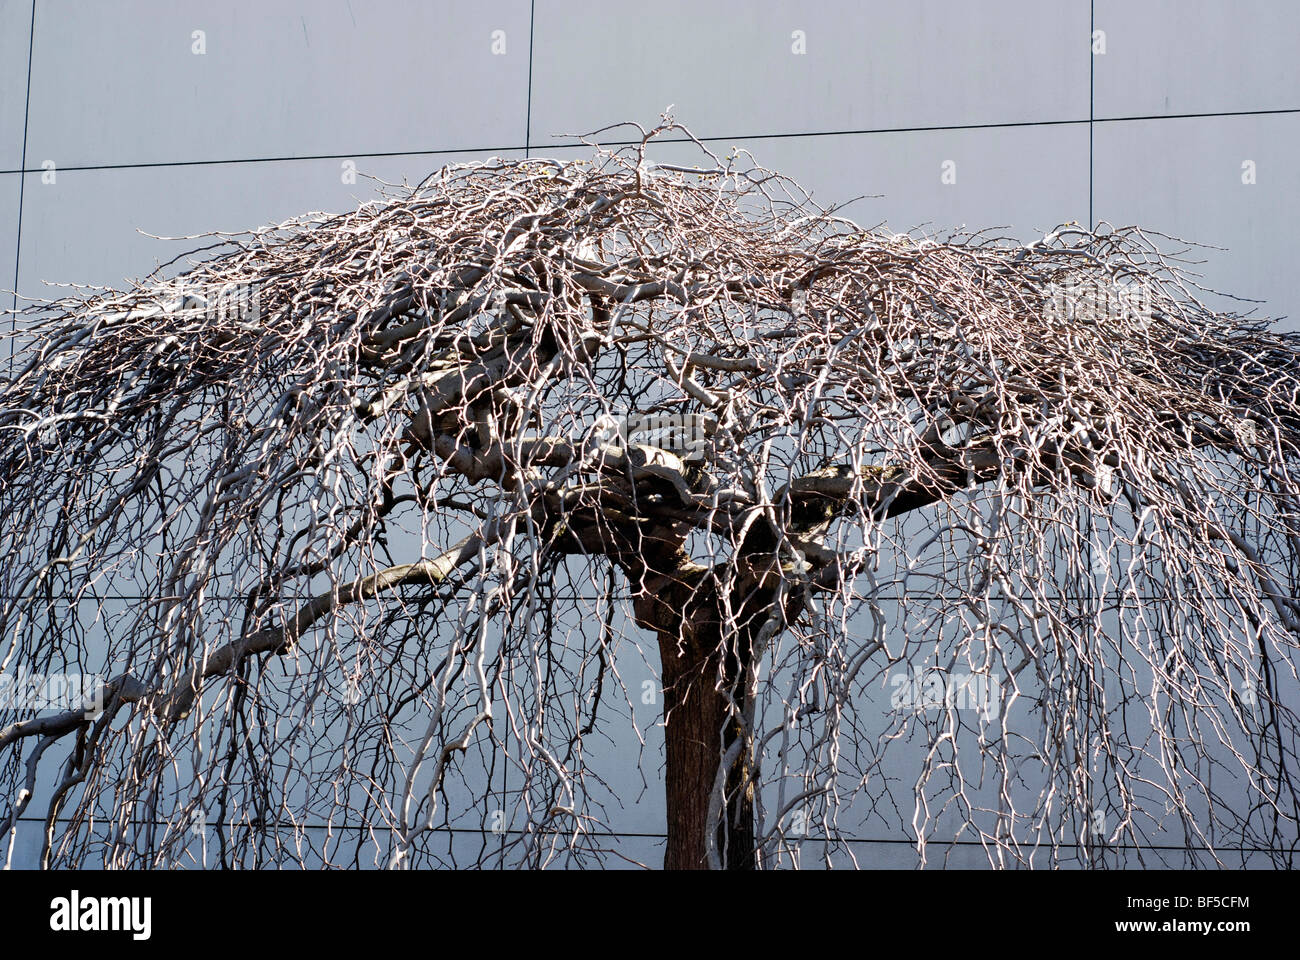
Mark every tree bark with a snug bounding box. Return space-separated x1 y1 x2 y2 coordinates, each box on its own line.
657 626 756 870
630 559 762 870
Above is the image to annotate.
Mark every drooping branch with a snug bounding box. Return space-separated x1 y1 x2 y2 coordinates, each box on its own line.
0 530 495 748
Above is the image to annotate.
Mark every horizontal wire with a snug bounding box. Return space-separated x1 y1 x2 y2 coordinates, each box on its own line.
1 107 1297 178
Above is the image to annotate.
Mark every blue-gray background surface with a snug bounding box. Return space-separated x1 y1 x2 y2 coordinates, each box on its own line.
2 0 1296 868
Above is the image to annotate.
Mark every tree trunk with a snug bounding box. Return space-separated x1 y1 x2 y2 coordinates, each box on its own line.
657 625 756 870
627 555 781 870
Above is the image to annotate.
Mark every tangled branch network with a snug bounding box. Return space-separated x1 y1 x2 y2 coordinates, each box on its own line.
2 119 1299 869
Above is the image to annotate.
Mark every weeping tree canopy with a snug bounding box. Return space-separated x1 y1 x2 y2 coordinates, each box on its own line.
3 120 1300 870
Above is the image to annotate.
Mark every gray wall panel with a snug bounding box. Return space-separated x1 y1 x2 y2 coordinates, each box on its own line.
530 0 1090 147
0 0 32 172
25 0 530 168
1094 113 1300 330
1 171 17 297
1094 0 1300 118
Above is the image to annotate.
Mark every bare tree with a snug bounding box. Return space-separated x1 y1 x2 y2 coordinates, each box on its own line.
3 120 1299 870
